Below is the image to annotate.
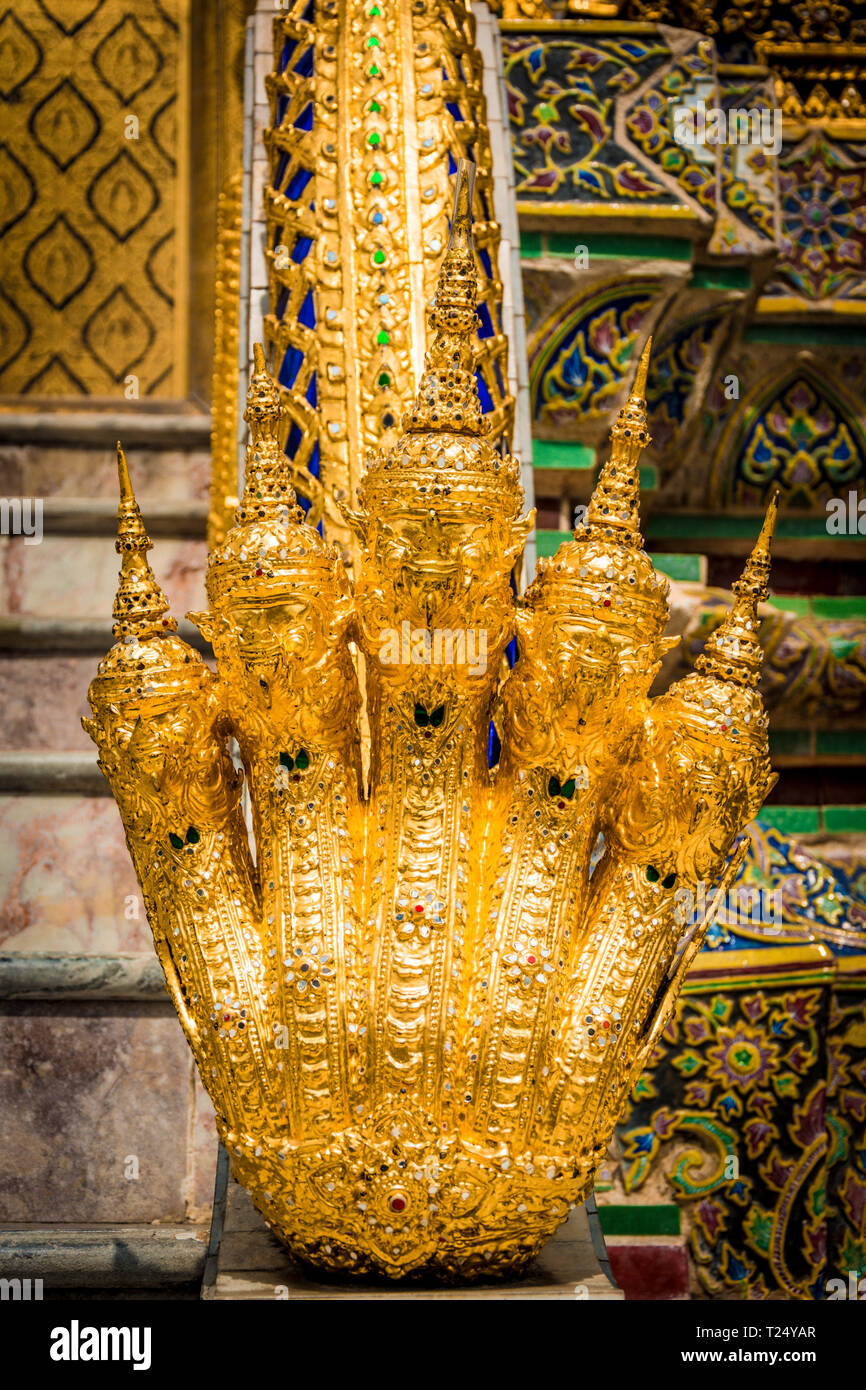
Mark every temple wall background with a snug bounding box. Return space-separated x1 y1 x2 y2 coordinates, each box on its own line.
0 0 864 1296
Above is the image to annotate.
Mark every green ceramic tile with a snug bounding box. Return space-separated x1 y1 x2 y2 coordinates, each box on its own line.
768 596 812 616
647 513 852 540
532 440 595 470
564 234 692 262
816 730 866 757
598 1204 681 1236
640 464 658 491
823 806 866 833
536 530 568 558
745 322 865 347
811 597 866 620
690 265 751 291
770 730 813 757
756 806 821 835
649 553 703 582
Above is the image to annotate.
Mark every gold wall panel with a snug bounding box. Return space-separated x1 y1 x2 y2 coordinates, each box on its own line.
0 0 190 398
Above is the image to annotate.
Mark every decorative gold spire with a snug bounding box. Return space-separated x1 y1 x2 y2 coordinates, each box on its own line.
579 336 653 550
404 159 484 437
696 490 779 688
206 347 333 608
112 443 176 640
234 343 301 528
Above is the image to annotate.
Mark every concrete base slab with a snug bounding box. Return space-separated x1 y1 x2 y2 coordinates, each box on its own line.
203 1179 624 1301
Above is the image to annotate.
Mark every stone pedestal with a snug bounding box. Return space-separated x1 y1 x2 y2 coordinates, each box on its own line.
203 1172 624 1301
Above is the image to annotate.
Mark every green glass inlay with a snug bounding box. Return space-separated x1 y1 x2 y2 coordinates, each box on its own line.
824 806 866 834
770 730 813 757
377 371 390 387
295 749 310 770
373 248 386 264
648 553 703 583
745 322 865 348
368 35 381 46
376 329 389 344
768 595 811 616
370 169 383 185
368 63 380 77
369 99 381 112
647 513 854 541
756 806 821 835
646 864 660 882
533 439 595 470
539 232 693 262
597 1204 681 1237
812 596 866 620
169 832 184 850
368 131 381 146
816 730 866 757
279 752 294 770
369 3 382 13
690 265 751 291
185 826 200 844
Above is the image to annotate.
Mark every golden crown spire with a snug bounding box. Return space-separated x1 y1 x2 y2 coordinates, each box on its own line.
579 336 652 550
404 158 484 437
696 490 779 689
234 342 299 528
112 443 176 640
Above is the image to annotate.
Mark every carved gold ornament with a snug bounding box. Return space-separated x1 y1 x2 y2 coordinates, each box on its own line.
86 163 777 1281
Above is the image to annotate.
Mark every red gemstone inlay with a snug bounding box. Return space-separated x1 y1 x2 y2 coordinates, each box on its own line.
389 1195 406 1212
603 1020 610 1028
414 904 424 913
527 955 536 964
557 800 565 809
255 568 263 576
603 599 611 607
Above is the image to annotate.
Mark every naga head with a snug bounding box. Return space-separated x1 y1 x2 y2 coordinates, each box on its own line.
344 162 532 703
498 339 675 774
194 344 360 753
608 494 780 882
84 445 236 828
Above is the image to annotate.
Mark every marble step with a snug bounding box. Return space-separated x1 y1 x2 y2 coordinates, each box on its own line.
0 952 163 1001
0 1222 208 1292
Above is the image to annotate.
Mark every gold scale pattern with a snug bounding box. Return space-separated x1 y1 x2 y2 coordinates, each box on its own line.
260 0 512 564
86 164 777 1281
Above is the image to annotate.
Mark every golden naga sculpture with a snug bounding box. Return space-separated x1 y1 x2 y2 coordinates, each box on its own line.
85 162 777 1281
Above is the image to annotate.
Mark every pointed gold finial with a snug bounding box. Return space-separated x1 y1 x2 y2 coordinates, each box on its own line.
404 159 485 437
696 489 779 688
577 336 653 549
234 344 300 527
632 335 652 397
112 443 176 640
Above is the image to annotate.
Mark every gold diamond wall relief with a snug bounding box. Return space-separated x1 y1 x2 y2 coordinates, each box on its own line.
86 164 778 1281
0 1 190 397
